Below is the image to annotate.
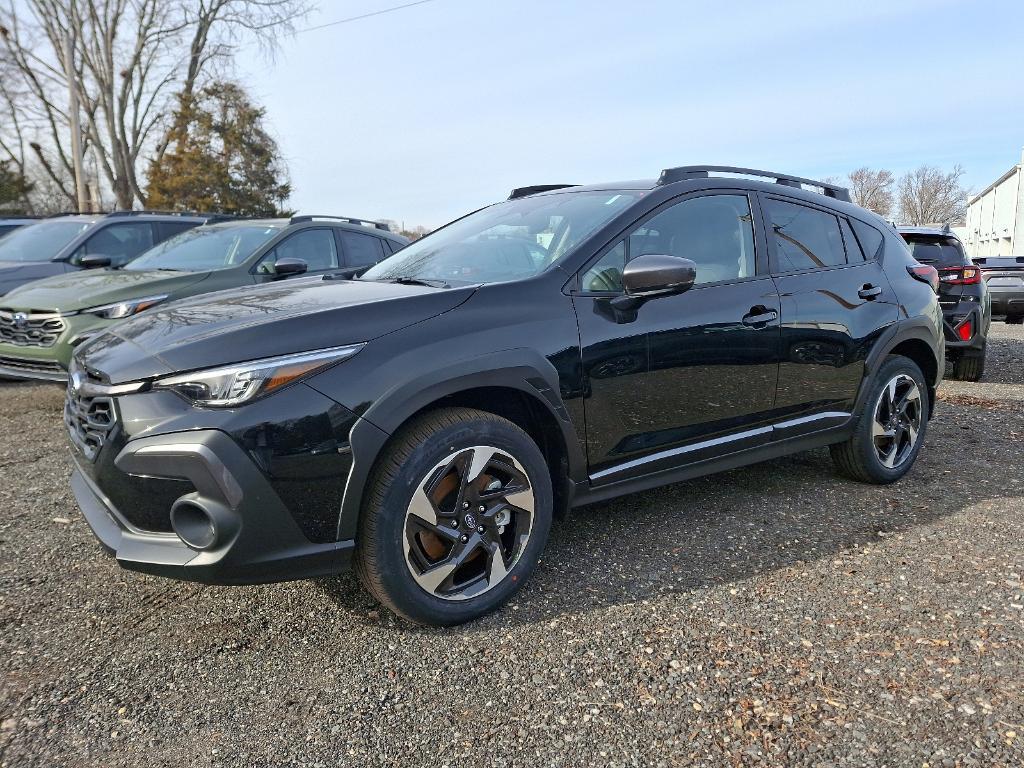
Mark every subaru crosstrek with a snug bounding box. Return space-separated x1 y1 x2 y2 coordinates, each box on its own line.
66 166 944 626
0 215 407 381
898 225 991 381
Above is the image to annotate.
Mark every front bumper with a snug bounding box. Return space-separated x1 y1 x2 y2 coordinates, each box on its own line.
71 428 355 585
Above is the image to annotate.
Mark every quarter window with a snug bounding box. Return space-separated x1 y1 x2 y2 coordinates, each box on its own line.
765 199 846 271
850 219 884 261
579 194 756 292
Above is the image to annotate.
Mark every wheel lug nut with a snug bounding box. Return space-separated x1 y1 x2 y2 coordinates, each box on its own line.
460 534 468 543
477 525 484 533
463 501 470 509
450 520 459 529
478 505 485 513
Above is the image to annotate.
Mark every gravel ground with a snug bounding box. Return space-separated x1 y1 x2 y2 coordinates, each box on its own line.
1 324 1023 767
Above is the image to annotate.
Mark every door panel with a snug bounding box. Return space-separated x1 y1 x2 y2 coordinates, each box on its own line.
573 192 782 484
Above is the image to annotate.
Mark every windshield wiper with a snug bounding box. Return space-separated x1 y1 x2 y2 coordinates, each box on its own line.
384 276 449 288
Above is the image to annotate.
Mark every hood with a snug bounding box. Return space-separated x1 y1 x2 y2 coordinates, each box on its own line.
0 269 211 312
78 277 477 383
0 260 66 298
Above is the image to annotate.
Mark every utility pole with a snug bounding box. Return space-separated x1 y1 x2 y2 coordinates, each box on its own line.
63 32 89 213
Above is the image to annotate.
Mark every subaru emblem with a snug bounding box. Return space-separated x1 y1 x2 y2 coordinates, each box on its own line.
13 312 28 329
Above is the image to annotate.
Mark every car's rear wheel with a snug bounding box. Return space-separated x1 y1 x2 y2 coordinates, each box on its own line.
830 355 929 484
951 350 985 382
354 407 552 626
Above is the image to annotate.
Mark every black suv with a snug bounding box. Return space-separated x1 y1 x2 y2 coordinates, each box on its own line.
67 166 944 626
898 226 991 381
0 211 215 296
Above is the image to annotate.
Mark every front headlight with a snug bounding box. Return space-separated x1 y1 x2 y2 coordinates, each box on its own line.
86 294 168 319
153 344 364 407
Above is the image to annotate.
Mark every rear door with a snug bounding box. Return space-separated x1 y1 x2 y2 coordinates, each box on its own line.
762 196 898 432
573 190 783 484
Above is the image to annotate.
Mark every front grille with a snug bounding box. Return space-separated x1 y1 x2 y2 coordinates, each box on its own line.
0 309 66 347
0 355 65 375
64 376 117 462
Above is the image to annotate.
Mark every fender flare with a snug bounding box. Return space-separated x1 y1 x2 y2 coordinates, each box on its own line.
336 348 586 540
855 318 942 418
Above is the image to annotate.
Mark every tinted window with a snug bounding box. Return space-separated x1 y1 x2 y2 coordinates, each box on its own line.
901 235 967 268
272 228 338 272
840 218 865 261
83 222 155 266
766 199 846 271
851 219 884 261
158 221 200 242
340 230 385 267
581 194 756 291
0 219 92 262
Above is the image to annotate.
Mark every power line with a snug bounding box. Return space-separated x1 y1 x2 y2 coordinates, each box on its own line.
296 0 437 34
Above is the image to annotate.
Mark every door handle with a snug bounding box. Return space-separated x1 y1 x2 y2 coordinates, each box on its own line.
741 307 779 327
858 284 882 300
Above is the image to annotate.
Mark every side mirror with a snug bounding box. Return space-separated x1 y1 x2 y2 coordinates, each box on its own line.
611 254 696 311
272 257 308 277
79 254 112 269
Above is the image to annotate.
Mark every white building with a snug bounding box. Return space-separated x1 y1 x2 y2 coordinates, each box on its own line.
964 149 1024 258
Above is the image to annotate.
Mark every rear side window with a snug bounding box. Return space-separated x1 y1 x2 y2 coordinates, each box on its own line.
901 235 967 268
765 199 846 271
339 230 386 267
851 219 884 261
157 221 199 242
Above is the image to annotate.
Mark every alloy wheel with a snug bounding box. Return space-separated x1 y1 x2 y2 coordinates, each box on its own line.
403 445 535 601
871 373 923 469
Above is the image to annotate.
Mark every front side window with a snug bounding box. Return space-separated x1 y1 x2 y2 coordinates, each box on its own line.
0 219 92 262
340 230 385 267
360 190 643 287
128 224 280 272
765 199 846 272
260 228 339 273
580 194 756 292
78 222 155 266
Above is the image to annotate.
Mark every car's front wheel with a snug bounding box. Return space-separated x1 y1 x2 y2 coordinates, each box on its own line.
830 355 929 484
354 407 552 626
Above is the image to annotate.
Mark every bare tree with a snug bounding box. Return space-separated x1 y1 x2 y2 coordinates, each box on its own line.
846 167 895 217
897 165 969 225
0 0 308 210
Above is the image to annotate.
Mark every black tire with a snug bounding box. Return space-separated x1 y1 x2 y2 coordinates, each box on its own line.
1006 314 1023 325
951 350 985 382
830 355 929 484
353 406 552 626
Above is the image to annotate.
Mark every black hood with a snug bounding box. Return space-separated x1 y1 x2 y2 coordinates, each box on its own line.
78 277 477 383
0 261 67 297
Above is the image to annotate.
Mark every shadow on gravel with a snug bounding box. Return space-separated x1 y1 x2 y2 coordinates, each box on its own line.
317 401 1022 633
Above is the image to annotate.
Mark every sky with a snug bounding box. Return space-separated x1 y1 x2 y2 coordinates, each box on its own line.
237 0 1024 228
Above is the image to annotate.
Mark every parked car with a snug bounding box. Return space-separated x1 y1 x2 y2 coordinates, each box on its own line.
66 166 944 626
898 226 991 381
0 215 407 381
0 216 38 240
0 211 215 297
973 255 1024 324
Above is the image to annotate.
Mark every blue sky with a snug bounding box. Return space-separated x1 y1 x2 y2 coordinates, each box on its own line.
238 0 1024 227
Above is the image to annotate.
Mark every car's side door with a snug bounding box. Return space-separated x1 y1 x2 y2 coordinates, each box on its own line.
572 191 783 484
254 227 340 279
761 195 898 433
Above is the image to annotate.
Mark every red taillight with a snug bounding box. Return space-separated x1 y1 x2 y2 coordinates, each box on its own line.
907 264 940 293
956 317 973 341
939 266 981 285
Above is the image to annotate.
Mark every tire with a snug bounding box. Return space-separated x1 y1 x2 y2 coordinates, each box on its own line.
1006 314 1023 325
830 355 930 484
951 350 985 382
354 406 553 626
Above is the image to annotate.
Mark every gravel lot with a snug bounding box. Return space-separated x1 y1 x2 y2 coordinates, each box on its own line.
2 324 1022 767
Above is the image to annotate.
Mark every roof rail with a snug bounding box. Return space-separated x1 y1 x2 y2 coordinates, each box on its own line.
107 209 217 218
508 184 579 200
656 165 852 203
289 215 390 231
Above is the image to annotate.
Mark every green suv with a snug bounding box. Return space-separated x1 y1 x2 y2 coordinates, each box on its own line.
0 215 408 380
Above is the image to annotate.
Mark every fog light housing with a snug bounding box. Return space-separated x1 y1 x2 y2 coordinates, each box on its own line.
169 496 238 551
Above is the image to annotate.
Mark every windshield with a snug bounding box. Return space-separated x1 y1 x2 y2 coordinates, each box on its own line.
126 224 280 272
902 235 967 268
0 219 92 262
360 190 644 286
